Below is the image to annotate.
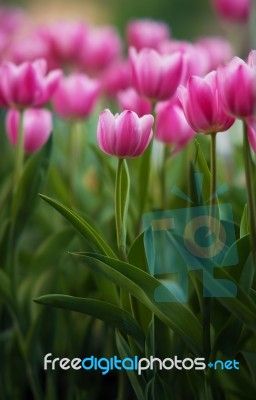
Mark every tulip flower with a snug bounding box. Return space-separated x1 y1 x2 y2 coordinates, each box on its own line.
97 109 154 158
9 35 50 65
195 37 234 71
217 54 256 119
0 59 62 109
212 0 252 23
100 60 131 98
178 71 235 134
38 21 88 67
117 88 151 117
155 98 195 149
6 108 52 153
52 73 100 120
126 19 170 51
79 26 121 72
159 40 209 78
129 47 185 101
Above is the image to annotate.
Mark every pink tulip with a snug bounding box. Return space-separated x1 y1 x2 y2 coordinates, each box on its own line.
129 47 185 101
52 73 100 119
79 26 121 72
126 19 170 51
155 98 195 149
6 108 52 153
217 54 256 119
195 37 234 71
97 109 154 158
100 60 131 98
117 88 151 117
39 21 88 67
178 71 235 134
159 40 209 78
9 35 50 65
246 116 256 153
0 59 62 109
212 0 252 23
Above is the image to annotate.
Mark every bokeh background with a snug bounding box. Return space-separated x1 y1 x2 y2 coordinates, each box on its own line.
1 0 251 41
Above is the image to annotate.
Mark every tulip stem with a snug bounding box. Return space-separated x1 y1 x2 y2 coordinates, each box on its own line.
203 132 217 400
160 145 169 209
115 158 129 261
243 121 256 268
13 110 24 193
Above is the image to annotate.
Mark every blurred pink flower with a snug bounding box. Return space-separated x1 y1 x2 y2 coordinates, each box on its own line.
217 53 256 119
6 108 52 153
79 26 121 72
212 0 252 23
155 97 195 149
246 116 256 153
159 40 209 78
117 88 151 116
129 47 185 101
0 59 62 109
97 109 154 158
126 19 170 51
178 71 235 134
38 21 88 67
195 37 234 71
100 60 130 98
9 34 50 65
52 73 100 119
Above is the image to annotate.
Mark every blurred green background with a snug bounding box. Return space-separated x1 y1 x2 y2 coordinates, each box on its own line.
1 0 221 39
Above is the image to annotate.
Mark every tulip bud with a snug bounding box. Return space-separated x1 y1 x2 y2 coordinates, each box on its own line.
0 59 62 109
126 19 170 51
217 53 256 119
52 73 100 120
97 109 154 158
178 71 235 134
117 88 151 117
6 108 52 153
129 47 185 101
212 0 252 23
155 98 195 150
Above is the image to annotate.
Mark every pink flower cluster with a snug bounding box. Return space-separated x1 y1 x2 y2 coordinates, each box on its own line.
0 5 256 159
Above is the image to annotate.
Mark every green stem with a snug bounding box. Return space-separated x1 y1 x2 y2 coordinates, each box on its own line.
115 158 130 261
203 133 217 400
13 110 24 194
68 120 82 206
160 145 169 209
210 133 217 206
117 369 127 400
243 121 256 268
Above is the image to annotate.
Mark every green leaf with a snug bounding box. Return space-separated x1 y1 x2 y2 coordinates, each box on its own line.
145 374 174 400
128 232 148 272
34 294 144 347
39 194 117 259
240 204 249 237
138 141 153 215
0 269 11 302
12 135 53 235
116 331 146 400
30 228 75 271
193 139 211 202
72 252 203 356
